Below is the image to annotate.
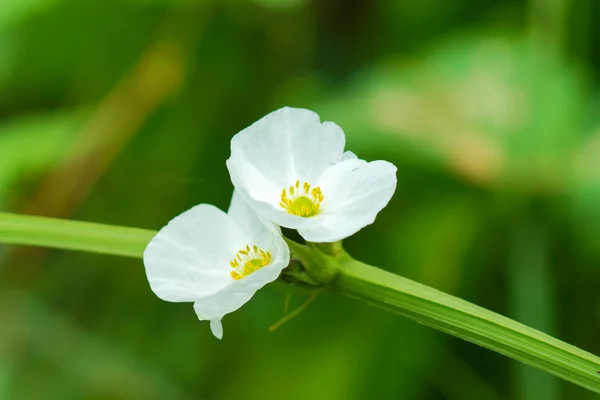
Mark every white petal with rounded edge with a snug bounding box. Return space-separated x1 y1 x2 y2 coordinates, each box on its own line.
226 156 281 207
210 319 223 339
193 234 289 320
341 150 358 161
191 204 289 337
143 204 249 302
229 107 346 187
228 189 277 242
228 189 260 232
227 156 323 230
228 189 288 259
298 159 397 242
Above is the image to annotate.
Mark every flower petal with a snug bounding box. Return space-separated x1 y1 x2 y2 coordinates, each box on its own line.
228 189 289 260
228 189 278 241
341 150 358 161
298 159 397 242
193 236 289 321
227 156 323 230
210 319 223 339
143 204 249 302
229 107 345 187
192 199 290 334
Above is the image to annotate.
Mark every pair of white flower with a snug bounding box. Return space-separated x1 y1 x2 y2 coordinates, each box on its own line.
143 107 397 339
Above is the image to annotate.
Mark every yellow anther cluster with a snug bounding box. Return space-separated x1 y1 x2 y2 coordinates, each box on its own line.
229 244 272 280
280 180 324 217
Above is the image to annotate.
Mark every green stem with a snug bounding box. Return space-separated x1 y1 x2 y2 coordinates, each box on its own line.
1 212 600 393
509 221 558 399
0 212 154 258
268 291 321 332
334 258 600 394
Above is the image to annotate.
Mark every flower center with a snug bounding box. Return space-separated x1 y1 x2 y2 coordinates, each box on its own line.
280 180 324 217
229 244 272 280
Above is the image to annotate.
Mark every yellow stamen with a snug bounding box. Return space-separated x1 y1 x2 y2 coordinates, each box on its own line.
229 244 272 280
280 180 324 217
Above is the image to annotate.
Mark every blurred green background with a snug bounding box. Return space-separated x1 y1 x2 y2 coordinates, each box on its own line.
1 0 599 399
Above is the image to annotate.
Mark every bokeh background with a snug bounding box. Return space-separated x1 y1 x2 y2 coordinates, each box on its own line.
1 0 599 399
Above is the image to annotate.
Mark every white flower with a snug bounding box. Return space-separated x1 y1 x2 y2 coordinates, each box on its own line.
143 191 290 339
226 107 397 243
